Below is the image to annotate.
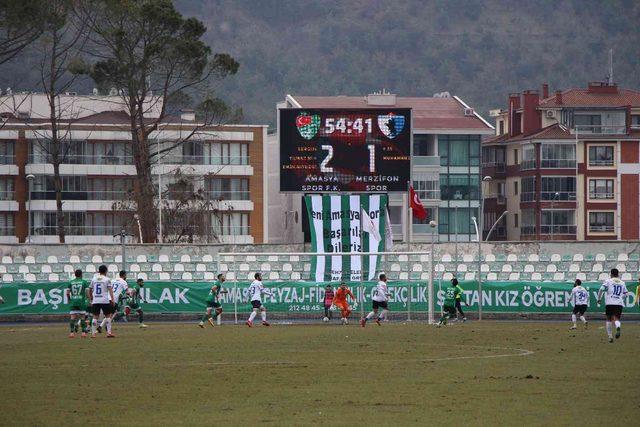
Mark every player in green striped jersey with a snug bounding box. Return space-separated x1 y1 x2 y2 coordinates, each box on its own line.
199 274 227 328
125 278 147 328
67 269 89 338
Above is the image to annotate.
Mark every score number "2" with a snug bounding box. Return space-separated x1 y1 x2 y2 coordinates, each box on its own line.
320 145 375 173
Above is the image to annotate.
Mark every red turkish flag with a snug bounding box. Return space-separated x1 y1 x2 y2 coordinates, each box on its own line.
409 186 428 220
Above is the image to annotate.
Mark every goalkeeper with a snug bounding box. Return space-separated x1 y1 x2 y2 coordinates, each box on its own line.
437 278 461 327
333 282 356 325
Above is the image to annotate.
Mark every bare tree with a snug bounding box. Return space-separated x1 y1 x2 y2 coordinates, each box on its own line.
78 0 239 243
26 0 88 243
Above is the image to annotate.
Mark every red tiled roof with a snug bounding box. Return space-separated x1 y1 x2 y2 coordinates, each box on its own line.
291 95 492 130
483 124 573 145
539 88 640 108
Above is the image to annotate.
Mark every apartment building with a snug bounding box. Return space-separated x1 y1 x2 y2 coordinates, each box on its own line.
483 81 640 241
268 92 494 243
0 93 267 244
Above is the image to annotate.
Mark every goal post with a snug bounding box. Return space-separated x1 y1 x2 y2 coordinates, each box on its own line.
215 251 436 324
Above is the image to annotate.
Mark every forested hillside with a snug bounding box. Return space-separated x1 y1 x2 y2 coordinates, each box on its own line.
2 0 639 127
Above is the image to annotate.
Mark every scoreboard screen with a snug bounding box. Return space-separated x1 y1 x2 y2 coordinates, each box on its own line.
279 108 411 192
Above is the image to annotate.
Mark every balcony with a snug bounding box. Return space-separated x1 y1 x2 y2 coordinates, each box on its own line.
540 225 577 235
589 191 614 200
0 190 14 201
204 190 251 201
0 155 15 165
574 125 626 135
0 226 15 236
31 225 125 236
31 190 130 201
540 191 576 201
29 154 134 165
520 160 536 170
521 225 536 236
163 154 249 166
540 159 576 168
521 192 536 202
589 224 614 233
413 156 440 166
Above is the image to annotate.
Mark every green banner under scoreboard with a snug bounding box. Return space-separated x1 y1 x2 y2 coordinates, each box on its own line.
0 281 637 315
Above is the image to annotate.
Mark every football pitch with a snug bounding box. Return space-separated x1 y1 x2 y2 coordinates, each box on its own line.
1 321 638 425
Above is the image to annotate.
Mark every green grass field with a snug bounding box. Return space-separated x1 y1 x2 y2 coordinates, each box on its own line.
1 320 638 426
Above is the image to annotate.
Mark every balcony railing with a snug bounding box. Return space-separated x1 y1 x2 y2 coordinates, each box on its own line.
540 159 576 168
0 155 15 165
575 125 626 135
540 191 576 201
589 224 615 233
29 154 134 165
0 226 15 236
520 192 536 202
482 162 506 173
540 225 577 235
211 226 251 236
520 160 536 170
31 190 130 201
0 190 15 201
588 158 614 167
31 225 126 236
521 225 536 235
162 154 249 166
205 191 251 201
416 190 440 200
589 192 614 200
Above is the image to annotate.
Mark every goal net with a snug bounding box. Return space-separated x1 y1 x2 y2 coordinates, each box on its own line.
214 251 435 324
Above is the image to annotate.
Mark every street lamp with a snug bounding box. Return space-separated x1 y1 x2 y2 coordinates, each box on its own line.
26 174 35 243
477 175 492 321
428 220 437 325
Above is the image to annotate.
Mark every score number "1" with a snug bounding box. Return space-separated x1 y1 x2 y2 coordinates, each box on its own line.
320 145 375 173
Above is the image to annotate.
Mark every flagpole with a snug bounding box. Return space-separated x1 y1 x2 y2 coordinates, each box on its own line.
359 203 364 319
407 181 412 245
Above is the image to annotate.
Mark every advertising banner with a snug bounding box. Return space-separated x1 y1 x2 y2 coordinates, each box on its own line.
305 194 388 282
1 280 637 316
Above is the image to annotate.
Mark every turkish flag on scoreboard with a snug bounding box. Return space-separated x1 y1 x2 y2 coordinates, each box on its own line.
409 186 428 220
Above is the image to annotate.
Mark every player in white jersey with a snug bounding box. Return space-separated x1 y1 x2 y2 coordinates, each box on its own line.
569 279 589 330
89 265 116 338
246 273 273 327
597 268 631 343
99 270 129 332
361 274 391 327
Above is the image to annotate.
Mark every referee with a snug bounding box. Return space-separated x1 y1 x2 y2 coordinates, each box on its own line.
452 278 467 322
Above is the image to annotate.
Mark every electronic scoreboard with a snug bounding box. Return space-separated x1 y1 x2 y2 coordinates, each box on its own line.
279 108 411 192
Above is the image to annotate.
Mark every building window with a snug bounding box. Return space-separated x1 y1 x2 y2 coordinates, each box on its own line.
540 144 576 168
388 205 403 238
31 211 86 235
206 178 250 200
631 115 640 129
438 135 480 167
514 181 519 196
521 145 536 170
482 147 505 171
574 114 601 133
31 176 89 200
413 134 436 156
588 179 615 200
520 177 535 202
0 141 15 164
497 182 506 204
412 207 437 226
514 149 519 165
589 212 614 233
88 178 133 200
0 213 15 236
212 212 250 236
438 207 477 235
0 177 14 200
540 210 576 235
540 177 576 201
413 173 440 200
514 213 519 228
30 140 133 165
440 174 479 201
588 146 614 167
521 209 536 235
499 121 505 135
